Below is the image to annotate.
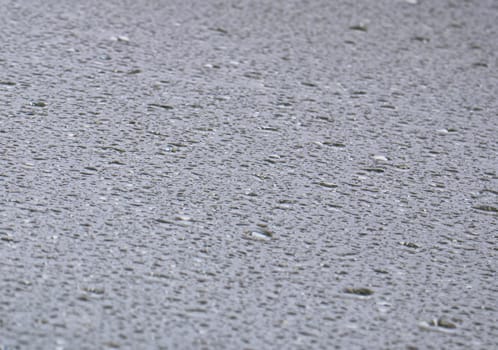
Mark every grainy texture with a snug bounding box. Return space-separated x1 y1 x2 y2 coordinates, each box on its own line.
1 0 497 349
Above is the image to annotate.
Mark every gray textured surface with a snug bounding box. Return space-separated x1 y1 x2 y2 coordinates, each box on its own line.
1 0 497 349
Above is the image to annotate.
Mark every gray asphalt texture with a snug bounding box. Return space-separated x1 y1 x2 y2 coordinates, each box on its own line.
1 0 497 349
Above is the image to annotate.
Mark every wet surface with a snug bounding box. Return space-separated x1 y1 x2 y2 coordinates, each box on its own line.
1 0 497 348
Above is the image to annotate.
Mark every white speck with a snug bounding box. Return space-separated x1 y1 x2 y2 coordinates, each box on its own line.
373 155 388 162
175 215 192 221
246 230 272 241
110 35 129 42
